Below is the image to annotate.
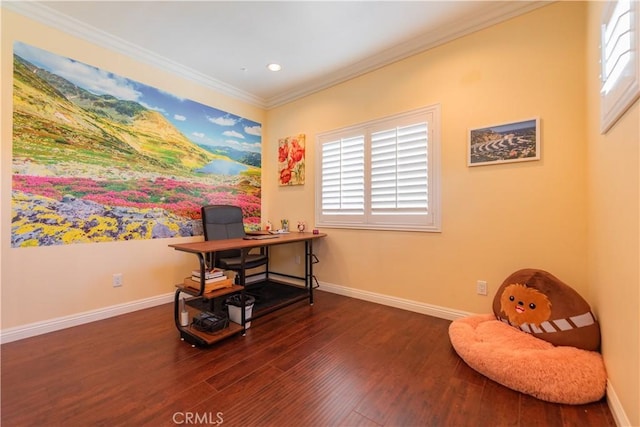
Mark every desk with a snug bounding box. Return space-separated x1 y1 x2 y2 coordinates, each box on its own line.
169 232 326 346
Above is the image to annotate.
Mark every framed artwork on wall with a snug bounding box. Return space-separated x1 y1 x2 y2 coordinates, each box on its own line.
468 118 540 167
278 134 305 186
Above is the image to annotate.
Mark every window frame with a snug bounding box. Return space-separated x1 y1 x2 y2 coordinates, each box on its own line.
315 104 441 232
600 0 640 134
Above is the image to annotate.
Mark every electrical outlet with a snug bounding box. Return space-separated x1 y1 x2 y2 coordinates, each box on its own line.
476 280 487 296
113 273 123 287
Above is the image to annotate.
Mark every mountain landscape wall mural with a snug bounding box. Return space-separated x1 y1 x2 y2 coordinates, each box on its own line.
11 41 262 247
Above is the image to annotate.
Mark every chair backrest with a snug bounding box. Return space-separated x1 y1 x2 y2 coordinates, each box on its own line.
201 205 246 266
201 205 247 241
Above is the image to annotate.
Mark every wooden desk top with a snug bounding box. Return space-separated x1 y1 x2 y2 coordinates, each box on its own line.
169 232 327 254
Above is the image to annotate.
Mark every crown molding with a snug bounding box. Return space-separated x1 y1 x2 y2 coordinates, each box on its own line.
3 1 267 108
5 1 550 110
264 1 551 108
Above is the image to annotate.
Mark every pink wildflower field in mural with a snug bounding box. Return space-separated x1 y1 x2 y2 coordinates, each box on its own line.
12 41 262 247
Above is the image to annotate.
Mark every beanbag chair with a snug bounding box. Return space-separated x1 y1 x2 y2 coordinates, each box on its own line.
449 269 606 404
449 314 607 404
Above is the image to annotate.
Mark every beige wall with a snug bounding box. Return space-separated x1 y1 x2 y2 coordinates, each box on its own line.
0 10 265 328
586 3 640 426
267 2 589 314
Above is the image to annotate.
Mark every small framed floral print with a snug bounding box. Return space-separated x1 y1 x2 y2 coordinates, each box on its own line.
278 134 305 186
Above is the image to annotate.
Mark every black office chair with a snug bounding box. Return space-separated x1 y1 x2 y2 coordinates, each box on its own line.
201 205 268 283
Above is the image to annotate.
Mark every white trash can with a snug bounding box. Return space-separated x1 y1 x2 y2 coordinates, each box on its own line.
225 295 255 328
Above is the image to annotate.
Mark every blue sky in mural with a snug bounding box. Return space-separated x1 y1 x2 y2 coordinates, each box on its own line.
13 41 261 153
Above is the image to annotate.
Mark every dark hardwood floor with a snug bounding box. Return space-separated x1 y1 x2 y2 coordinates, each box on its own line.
1 290 615 427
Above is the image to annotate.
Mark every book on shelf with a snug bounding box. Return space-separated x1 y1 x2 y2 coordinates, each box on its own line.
190 275 228 284
191 268 224 279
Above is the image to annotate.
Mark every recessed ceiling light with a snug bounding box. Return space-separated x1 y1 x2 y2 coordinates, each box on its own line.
267 63 282 72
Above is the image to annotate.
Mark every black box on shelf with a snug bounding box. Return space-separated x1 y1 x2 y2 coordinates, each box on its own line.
191 312 229 334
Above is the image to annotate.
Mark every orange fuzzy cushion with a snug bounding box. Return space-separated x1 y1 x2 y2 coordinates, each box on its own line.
449 314 607 404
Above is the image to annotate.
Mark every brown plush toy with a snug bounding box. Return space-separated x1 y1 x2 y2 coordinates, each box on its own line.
492 268 601 351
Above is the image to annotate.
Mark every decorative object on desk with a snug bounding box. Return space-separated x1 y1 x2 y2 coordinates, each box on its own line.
468 118 539 167
265 221 272 232
313 229 319 235
281 219 289 232
278 134 305 186
297 221 306 232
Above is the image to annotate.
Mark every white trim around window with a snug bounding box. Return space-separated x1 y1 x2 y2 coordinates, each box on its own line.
315 104 441 232
600 0 640 134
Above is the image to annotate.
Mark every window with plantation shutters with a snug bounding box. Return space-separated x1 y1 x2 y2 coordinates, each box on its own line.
600 0 639 133
316 105 441 232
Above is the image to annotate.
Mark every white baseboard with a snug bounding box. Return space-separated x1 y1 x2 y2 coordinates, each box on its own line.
317 280 472 321
606 381 632 427
0 292 174 344
0 280 467 345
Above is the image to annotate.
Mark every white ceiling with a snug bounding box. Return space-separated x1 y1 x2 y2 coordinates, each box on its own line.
6 1 547 108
